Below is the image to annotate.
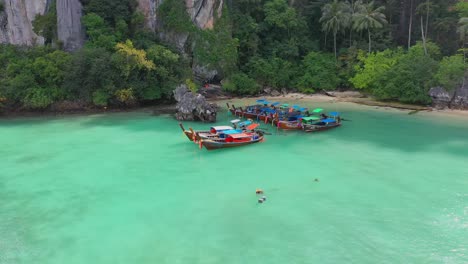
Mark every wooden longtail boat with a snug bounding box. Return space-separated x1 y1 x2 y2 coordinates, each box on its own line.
302 117 341 132
227 100 279 122
301 112 342 132
200 132 264 150
179 123 233 142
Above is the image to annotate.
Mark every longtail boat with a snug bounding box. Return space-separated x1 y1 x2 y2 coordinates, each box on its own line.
200 132 264 150
179 123 234 142
227 100 279 122
301 112 342 132
272 105 311 130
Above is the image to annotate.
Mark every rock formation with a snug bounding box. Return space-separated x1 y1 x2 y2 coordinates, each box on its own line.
57 0 84 51
173 84 217 122
186 0 223 29
0 0 49 45
429 77 468 110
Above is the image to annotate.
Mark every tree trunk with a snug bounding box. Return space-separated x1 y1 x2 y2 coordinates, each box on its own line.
425 0 429 40
421 16 427 55
334 32 337 59
408 0 413 49
368 28 371 53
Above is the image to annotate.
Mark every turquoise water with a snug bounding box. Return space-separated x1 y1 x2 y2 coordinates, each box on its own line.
0 102 467 263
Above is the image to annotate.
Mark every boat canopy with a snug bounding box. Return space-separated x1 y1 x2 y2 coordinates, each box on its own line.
230 119 241 123
238 120 252 127
329 112 340 117
312 108 323 113
299 107 308 112
292 104 300 109
271 102 280 106
302 116 321 121
211 126 233 131
322 118 336 123
256 99 266 103
228 133 252 139
247 124 259 130
280 103 289 108
222 129 243 134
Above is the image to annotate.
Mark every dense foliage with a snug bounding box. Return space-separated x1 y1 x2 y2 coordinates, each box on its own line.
0 0 466 111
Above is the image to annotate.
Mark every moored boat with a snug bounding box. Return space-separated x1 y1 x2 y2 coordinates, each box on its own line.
301 112 342 132
179 123 234 142
200 132 264 150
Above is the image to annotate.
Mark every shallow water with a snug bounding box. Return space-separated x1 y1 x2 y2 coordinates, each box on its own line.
0 102 467 264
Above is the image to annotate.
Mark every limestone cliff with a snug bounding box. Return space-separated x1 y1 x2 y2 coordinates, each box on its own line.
0 0 49 45
57 0 84 51
429 77 468 110
186 0 223 29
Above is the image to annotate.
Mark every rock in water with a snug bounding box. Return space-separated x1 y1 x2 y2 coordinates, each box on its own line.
173 85 217 122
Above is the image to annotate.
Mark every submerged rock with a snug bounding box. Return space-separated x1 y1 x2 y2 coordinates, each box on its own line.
429 77 468 110
173 84 217 122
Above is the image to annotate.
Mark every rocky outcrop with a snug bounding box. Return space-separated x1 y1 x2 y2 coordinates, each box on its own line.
0 0 48 45
429 77 468 110
57 0 84 51
173 84 217 122
136 0 161 31
186 0 223 29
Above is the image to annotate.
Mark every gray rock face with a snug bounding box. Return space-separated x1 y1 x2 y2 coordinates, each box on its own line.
429 77 468 110
136 0 161 31
57 0 84 51
0 0 48 45
173 84 217 122
428 87 452 109
193 64 217 83
186 0 223 29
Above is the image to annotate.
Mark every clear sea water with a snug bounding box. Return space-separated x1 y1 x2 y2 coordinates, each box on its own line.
0 101 467 264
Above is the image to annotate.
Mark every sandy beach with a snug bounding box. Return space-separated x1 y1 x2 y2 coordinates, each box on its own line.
219 92 468 119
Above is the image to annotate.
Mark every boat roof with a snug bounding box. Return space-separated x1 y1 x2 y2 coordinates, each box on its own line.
280 103 289 107
292 104 300 109
256 99 266 103
302 116 321 121
230 119 241 123
322 118 336 123
228 133 252 139
222 129 243 134
271 102 280 106
238 120 252 126
247 124 259 130
329 112 340 117
312 108 323 113
211 126 233 131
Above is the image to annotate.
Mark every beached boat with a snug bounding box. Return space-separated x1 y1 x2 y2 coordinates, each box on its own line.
200 132 264 150
227 100 279 121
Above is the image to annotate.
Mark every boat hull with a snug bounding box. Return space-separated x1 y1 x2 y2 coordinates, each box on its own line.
273 120 302 130
302 123 341 132
201 136 264 150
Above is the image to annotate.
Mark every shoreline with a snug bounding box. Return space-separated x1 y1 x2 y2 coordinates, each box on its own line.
1 92 468 119
220 92 468 119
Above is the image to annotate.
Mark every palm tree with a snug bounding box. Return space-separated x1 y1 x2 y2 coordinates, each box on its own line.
353 1 387 53
320 0 351 59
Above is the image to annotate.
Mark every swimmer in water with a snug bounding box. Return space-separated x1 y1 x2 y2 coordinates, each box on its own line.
314 178 319 182
256 189 264 194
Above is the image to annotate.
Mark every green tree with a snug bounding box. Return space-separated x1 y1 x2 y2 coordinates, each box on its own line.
435 55 465 91
297 52 340 93
320 0 351 58
222 73 259 95
353 1 387 53
82 13 117 50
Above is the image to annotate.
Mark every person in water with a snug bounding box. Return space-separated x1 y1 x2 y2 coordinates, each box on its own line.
256 189 264 194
